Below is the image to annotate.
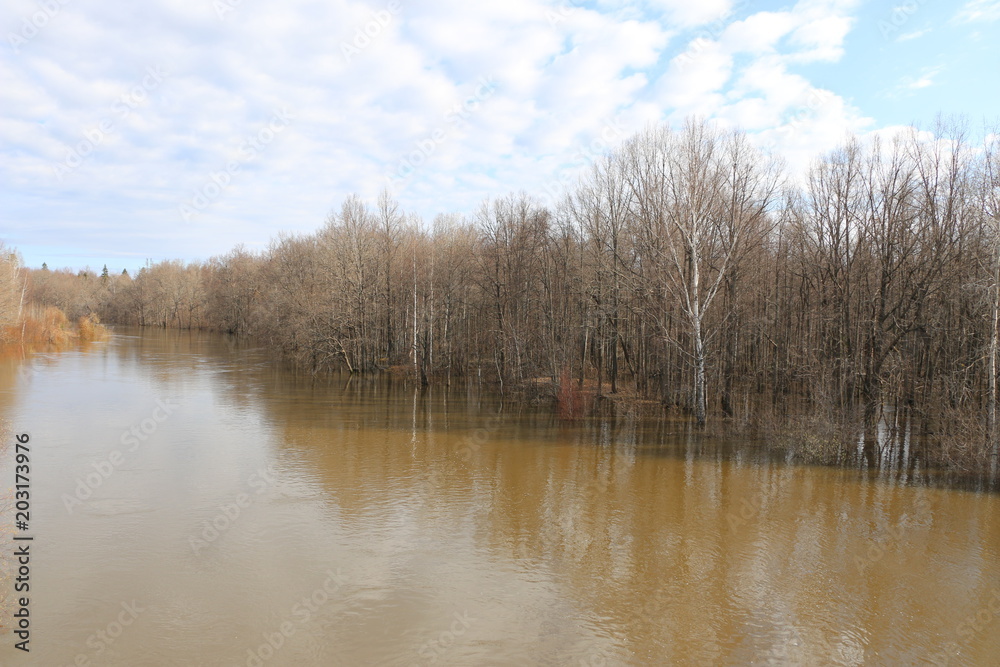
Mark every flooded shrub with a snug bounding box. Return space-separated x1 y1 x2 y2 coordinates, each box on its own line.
15 305 71 346
764 414 856 465
926 408 994 472
78 313 107 342
1 304 109 347
556 367 588 421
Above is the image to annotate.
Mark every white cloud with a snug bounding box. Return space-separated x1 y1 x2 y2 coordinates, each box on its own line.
887 65 945 97
908 69 940 89
721 11 799 54
0 0 952 268
657 40 733 112
647 0 732 28
953 0 1000 23
896 27 930 41
650 0 867 178
786 14 854 62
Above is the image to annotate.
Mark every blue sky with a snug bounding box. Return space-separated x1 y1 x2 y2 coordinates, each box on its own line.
1 0 997 272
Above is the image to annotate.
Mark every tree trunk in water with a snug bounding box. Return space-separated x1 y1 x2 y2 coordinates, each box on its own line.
597 324 604 401
693 318 706 427
862 380 881 470
610 321 618 395
990 307 997 452
990 249 999 458
721 275 736 418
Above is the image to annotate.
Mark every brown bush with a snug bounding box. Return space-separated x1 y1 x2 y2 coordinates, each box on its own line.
14 305 71 346
556 367 588 421
78 313 107 342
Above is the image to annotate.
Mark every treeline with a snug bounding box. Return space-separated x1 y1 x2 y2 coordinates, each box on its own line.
26 119 1000 467
1 244 107 345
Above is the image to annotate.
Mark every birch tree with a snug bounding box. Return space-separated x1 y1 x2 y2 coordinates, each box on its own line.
981 130 1000 456
625 120 777 425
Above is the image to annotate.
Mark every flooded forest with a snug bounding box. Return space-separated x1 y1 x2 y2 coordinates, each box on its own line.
11 119 1000 478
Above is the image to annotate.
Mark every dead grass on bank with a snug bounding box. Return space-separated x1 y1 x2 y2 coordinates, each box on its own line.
0 305 107 347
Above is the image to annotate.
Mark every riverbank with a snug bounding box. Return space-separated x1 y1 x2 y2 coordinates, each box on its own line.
1 305 107 349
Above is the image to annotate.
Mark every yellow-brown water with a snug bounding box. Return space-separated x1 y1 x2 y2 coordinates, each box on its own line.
0 328 998 666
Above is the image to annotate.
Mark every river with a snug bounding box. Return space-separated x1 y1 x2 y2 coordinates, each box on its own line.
0 328 997 666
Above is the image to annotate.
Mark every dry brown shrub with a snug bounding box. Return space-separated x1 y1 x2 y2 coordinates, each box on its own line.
556 367 589 421
16 305 70 346
926 408 994 472
78 313 107 342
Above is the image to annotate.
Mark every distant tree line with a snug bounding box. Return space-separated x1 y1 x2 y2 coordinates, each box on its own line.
24 118 1000 467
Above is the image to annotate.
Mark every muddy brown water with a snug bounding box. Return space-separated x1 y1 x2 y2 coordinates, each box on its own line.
0 328 997 666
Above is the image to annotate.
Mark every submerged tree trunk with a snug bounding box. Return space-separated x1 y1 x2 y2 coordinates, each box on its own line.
990 252 999 457
721 274 737 418
693 321 707 427
691 255 707 426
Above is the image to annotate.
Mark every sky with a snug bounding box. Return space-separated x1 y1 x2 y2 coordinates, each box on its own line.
1 0 998 272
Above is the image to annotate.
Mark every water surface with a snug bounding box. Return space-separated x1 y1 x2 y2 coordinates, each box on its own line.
0 328 997 666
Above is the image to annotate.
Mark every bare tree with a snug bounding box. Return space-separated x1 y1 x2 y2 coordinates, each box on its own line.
623 120 777 425
980 129 1000 457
